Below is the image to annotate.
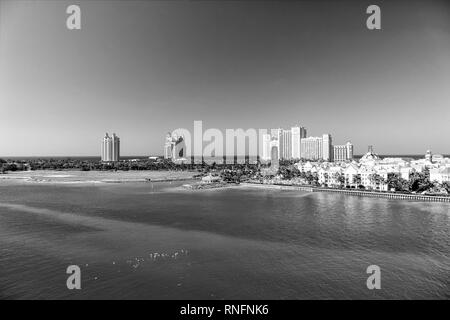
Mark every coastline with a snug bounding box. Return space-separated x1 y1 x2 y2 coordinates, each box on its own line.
241 182 450 203
1 170 449 203
0 170 200 185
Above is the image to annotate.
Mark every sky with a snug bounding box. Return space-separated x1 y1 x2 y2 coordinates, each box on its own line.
1 0 449 157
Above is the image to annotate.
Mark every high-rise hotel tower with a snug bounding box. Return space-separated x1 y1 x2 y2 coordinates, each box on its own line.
101 133 120 162
291 126 307 159
300 134 332 161
261 126 307 161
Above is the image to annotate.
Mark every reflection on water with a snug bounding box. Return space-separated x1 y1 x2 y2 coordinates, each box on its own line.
0 181 449 299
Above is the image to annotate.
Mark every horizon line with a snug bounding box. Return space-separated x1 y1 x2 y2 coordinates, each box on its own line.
2 154 449 159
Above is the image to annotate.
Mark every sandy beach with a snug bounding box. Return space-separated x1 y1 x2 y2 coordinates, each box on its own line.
0 170 199 185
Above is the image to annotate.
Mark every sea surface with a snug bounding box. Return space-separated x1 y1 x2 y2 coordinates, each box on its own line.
0 181 449 299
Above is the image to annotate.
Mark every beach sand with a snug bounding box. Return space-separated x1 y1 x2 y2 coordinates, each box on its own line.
0 170 199 185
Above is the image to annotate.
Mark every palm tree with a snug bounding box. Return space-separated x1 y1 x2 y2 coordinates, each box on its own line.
442 182 450 193
323 172 329 186
353 174 362 187
369 174 386 190
334 172 345 188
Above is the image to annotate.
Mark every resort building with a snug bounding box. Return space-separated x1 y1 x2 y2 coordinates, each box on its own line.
344 163 359 187
263 126 307 160
298 134 334 162
430 168 450 184
333 142 354 162
270 139 279 168
262 133 272 161
300 136 323 161
294 147 450 191
164 132 187 162
291 126 307 159
322 134 332 162
101 133 120 162
278 129 293 160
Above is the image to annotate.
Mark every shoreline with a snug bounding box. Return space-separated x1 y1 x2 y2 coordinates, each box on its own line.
241 182 450 203
0 170 200 185
1 170 449 203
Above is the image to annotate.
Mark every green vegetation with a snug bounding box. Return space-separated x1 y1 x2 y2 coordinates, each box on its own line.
1 157 448 196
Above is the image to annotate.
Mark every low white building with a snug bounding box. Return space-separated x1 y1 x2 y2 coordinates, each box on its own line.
293 149 450 191
430 168 450 184
344 163 359 187
202 174 222 184
400 167 413 180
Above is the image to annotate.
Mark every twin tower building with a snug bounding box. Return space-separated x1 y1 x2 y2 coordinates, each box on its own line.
262 127 353 162
101 133 120 162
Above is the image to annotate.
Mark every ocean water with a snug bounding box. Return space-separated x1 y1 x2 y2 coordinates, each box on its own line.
0 181 449 299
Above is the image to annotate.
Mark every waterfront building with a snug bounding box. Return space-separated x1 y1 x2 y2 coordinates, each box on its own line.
300 136 323 161
359 146 380 167
359 166 376 189
400 167 413 180
425 150 432 162
292 127 300 160
271 128 281 139
432 154 445 163
164 132 187 162
299 161 314 172
322 134 332 162
298 134 333 161
298 160 390 191
291 126 307 159
344 163 359 187
327 166 344 187
262 133 272 161
279 129 292 160
201 174 222 184
101 133 120 162
164 133 174 159
295 148 450 191
430 168 450 184
318 167 328 185
411 158 436 171
334 142 354 162
270 139 279 167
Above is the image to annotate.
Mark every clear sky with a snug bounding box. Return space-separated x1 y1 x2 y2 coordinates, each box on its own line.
1 0 449 157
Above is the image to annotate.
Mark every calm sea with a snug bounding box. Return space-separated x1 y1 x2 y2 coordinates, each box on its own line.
0 181 449 299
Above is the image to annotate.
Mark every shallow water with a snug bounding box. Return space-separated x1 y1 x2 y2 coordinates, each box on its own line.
0 181 449 299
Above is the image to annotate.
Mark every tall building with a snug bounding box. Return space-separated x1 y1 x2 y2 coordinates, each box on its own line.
425 150 432 162
101 133 120 162
300 136 323 160
262 133 272 161
270 128 281 139
322 134 332 162
270 128 282 159
270 140 279 169
164 133 175 159
347 142 354 160
164 132 186 162
279 129 292 160
291 126 307 159
334 142 354 162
